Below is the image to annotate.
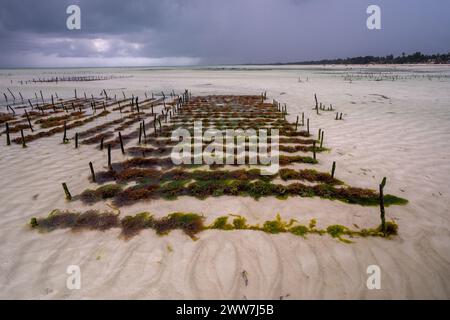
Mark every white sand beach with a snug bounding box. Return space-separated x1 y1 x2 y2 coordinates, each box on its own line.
0 64 450 299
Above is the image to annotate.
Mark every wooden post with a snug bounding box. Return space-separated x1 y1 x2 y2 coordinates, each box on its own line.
142 120 147 139
307 118 310 135
28 99 34 110
40 90 44 104
335 112 339 120
108 144 112 167
339 113 343 120
25 110 33 131
5 122 11 145
301 112 304 126
119 132 125 154
295 115 299 131
320 131 324 148
314 94 318 110
136 97 140 114
75 133 79 148
100 137 104 150
62 183 72 200
138 123 142 144
89 161 96 182
318 128 321 141
63 121 67 143
312 141 316 160
379 177 387 236
331 161 336 179
6 104 16 115
20 129 26 148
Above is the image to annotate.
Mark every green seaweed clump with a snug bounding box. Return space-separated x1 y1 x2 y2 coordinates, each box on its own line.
289 225 309 237
326 225 353 243
30 209 119 232
121 212 153 238
153 212 205 239
81 184 123 203
261 214 296 234
209 216 234 230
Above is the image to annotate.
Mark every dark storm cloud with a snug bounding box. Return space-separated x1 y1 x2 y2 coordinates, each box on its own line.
0 0 449 67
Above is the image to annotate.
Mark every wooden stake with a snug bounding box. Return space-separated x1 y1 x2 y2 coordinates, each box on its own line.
331 161 336 178
75 133 79 148
5 122 11 145
320 131 324 148
100 137 104 150
312 141 316 160
63 121 67 143
142 120 147 139
379 177 387 236
89 161 96 182
108 144 112 167
62 183 72 200
138 123 142 144
25 110 33 131
307 118 310 135
301 112 304 126
20 129 26 148
295 115 299 131
119 132 125 154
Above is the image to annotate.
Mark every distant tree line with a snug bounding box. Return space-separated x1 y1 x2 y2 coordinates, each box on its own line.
278 52 450 65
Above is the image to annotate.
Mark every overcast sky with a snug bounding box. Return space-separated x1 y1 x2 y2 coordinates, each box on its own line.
1 0 449 67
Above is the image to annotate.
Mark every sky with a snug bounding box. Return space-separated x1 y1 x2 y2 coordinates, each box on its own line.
0 0 449 67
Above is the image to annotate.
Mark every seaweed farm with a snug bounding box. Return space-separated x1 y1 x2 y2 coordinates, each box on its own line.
0 90 407 243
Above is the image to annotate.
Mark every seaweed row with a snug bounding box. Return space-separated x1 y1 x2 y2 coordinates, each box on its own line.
29 210 399 242
93 167 343 186
12 110 110 144
78 178 407 207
